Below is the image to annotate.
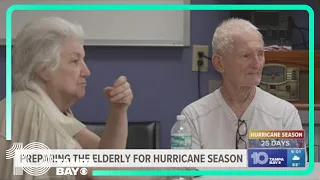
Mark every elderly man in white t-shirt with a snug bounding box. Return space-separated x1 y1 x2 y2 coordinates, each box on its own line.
181 18 303 150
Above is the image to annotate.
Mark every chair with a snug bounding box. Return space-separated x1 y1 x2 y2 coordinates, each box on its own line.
84 121 161 149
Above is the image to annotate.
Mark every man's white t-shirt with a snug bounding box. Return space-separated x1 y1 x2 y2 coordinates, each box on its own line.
181 86 303 149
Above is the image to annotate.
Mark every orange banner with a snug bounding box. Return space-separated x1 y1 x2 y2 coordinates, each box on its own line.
248 130 304 139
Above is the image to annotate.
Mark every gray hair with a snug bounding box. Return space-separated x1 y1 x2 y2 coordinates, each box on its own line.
13 16 84 90
212 18 263 55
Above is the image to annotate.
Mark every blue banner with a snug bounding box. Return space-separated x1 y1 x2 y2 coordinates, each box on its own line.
248 149 305 167
248 149 287 167
286 148 305 167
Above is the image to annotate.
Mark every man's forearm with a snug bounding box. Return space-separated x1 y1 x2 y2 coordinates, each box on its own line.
98 107 128 149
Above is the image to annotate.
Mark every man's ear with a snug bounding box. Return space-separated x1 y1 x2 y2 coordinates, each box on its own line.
212 54 224 73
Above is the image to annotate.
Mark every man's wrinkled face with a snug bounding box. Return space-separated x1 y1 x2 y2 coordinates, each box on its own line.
222 31 265 87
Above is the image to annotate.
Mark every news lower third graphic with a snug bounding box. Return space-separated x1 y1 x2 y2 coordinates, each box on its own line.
248 130 305 140
6 142 53 176
248 148 306 167
248 149 288 167
6 142 250 177
287 149 306 167
248 130 306 168
248 139 305 148
6 131 306 177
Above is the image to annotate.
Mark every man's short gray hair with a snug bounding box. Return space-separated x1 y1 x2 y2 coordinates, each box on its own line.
212 18 263 55
13 16 84 91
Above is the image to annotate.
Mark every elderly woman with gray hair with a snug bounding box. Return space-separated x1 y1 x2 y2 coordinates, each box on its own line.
0 17 186 180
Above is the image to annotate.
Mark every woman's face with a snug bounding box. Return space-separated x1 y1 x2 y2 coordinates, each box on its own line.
49 37 91 101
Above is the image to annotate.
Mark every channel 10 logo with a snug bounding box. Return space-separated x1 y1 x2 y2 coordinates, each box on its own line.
248 149 288 167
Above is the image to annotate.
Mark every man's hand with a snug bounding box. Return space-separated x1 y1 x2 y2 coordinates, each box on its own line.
103 76 133 109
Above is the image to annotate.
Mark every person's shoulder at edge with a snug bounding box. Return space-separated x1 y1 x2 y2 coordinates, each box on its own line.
0 90 34 113
1 92 37 162
255 86 298 114
181 88 222 122
0 89 76 135
255 86 302 129
0 90 44 136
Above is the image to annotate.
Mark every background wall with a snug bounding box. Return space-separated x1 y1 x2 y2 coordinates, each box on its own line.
0 0 318 149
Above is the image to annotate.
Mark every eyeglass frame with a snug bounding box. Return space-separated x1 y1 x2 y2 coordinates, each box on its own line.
236 119 248 149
